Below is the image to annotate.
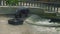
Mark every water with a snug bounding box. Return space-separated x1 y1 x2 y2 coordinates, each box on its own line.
0 16 31 34
0 15 60 34
25 14 60 34
25 14 59 25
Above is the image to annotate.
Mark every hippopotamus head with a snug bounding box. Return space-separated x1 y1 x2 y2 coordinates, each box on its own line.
15 7 29 18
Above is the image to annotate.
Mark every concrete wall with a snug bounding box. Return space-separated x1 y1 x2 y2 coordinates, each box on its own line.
0 7 44 16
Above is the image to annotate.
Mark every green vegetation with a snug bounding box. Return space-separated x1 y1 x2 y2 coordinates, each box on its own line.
6 0 18 5
6 0 27 5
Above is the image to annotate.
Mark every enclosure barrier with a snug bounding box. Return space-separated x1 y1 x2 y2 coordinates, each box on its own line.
0 0 60 14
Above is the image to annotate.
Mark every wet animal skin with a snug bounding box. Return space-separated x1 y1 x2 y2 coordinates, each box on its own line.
15 8 29 18
49 18 60 23
8 8 29 25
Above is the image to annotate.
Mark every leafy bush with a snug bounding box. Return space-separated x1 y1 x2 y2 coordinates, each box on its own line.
6 0 18 5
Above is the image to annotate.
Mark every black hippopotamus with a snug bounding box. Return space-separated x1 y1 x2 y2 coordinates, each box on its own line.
15 7 29 18
49 18 60 23
8 7 29 25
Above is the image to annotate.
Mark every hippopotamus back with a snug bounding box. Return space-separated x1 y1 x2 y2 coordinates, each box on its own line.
15 7 29 18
